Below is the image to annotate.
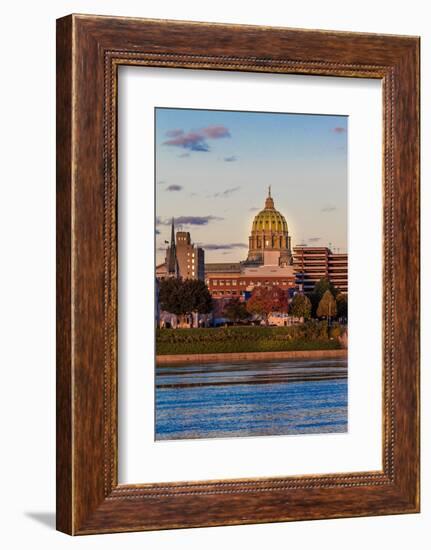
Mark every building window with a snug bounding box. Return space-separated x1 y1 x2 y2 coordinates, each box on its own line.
213 280 218 286
232 280 237 286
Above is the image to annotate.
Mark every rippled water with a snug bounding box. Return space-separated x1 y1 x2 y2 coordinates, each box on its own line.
155 358 347 441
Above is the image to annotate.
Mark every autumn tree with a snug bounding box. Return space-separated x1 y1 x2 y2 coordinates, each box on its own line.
246 286 289 325
316 289 337 320
310 277 338 317
290 293 312 320
222 298 250 324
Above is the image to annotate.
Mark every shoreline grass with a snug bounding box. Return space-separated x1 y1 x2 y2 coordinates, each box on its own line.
156 324 344 356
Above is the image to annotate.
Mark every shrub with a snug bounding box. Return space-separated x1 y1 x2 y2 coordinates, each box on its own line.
329 323 342 339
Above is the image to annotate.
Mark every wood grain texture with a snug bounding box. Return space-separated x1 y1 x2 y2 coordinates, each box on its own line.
56 14 420 535
56 15 73 535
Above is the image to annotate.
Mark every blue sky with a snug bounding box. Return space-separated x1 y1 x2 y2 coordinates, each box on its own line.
155 107 347 264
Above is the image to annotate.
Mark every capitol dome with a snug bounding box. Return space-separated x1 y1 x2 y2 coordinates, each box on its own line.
251 194 288 233
246 187 292 266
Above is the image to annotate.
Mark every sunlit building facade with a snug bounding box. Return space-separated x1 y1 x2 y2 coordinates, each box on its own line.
293 246 348 294
156 219 205 281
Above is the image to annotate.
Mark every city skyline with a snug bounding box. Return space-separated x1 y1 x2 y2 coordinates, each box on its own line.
156 107 348 265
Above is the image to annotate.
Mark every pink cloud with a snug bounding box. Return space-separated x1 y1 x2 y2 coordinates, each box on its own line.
164 131 209 152
201 125 231 139
163 125 231 152
165 128 184 138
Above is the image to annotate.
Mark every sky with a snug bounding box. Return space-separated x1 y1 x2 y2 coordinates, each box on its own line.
155 107 347 265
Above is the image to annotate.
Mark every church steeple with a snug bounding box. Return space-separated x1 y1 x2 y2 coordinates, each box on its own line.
170 217 175 245
166 217 178 276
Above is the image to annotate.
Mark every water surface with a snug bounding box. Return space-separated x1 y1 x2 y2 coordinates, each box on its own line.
155 358 347 440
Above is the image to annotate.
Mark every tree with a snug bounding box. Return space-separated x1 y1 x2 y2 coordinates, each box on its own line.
182 279 213 315
290 293 312 320
158 278 212 318
158 278 184 316
246 286 289 324
316 289 337 320
336 293 348 321
310 277 338 317
222 298 250 324
313 277 338 299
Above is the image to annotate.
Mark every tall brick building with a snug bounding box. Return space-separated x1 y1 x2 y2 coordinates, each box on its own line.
156 219 205 281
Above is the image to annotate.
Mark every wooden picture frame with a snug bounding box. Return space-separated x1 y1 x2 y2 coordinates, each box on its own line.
56 14 420 535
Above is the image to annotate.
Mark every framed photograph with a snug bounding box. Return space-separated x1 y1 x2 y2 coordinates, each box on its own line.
56 14 420 534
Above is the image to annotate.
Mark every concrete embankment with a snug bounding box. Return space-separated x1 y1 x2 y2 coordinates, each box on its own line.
156 349 348 365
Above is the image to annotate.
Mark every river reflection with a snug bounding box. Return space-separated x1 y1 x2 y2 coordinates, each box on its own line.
155 358 347 441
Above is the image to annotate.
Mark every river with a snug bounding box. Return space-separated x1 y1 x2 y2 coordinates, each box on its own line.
155 357 347 441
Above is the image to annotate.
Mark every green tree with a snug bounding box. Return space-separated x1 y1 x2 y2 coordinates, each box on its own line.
223 298 250 324
317 290 337 320
182 279 213 315
158 278 212 318
336 293 348 321
158 278 184 316
290 293 312 320
313 277 338 299
246 286 289 325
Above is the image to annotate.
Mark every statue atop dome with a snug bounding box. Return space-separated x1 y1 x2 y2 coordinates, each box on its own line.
244 188 292 267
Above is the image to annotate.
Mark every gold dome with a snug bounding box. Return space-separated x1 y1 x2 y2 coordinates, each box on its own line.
246 187 292 266
251 188 288 233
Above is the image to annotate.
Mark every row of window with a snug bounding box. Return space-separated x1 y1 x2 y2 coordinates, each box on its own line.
251 238 288 247
211 285 347 295
207 279 292 287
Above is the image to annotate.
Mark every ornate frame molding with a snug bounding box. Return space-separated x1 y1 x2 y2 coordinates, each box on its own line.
57 15 419 534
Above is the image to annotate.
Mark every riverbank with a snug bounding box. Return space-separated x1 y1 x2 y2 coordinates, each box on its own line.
156 348 347 365
156 323 346 356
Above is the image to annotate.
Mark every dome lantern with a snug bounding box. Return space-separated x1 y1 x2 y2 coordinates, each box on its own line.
265 185 275 209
